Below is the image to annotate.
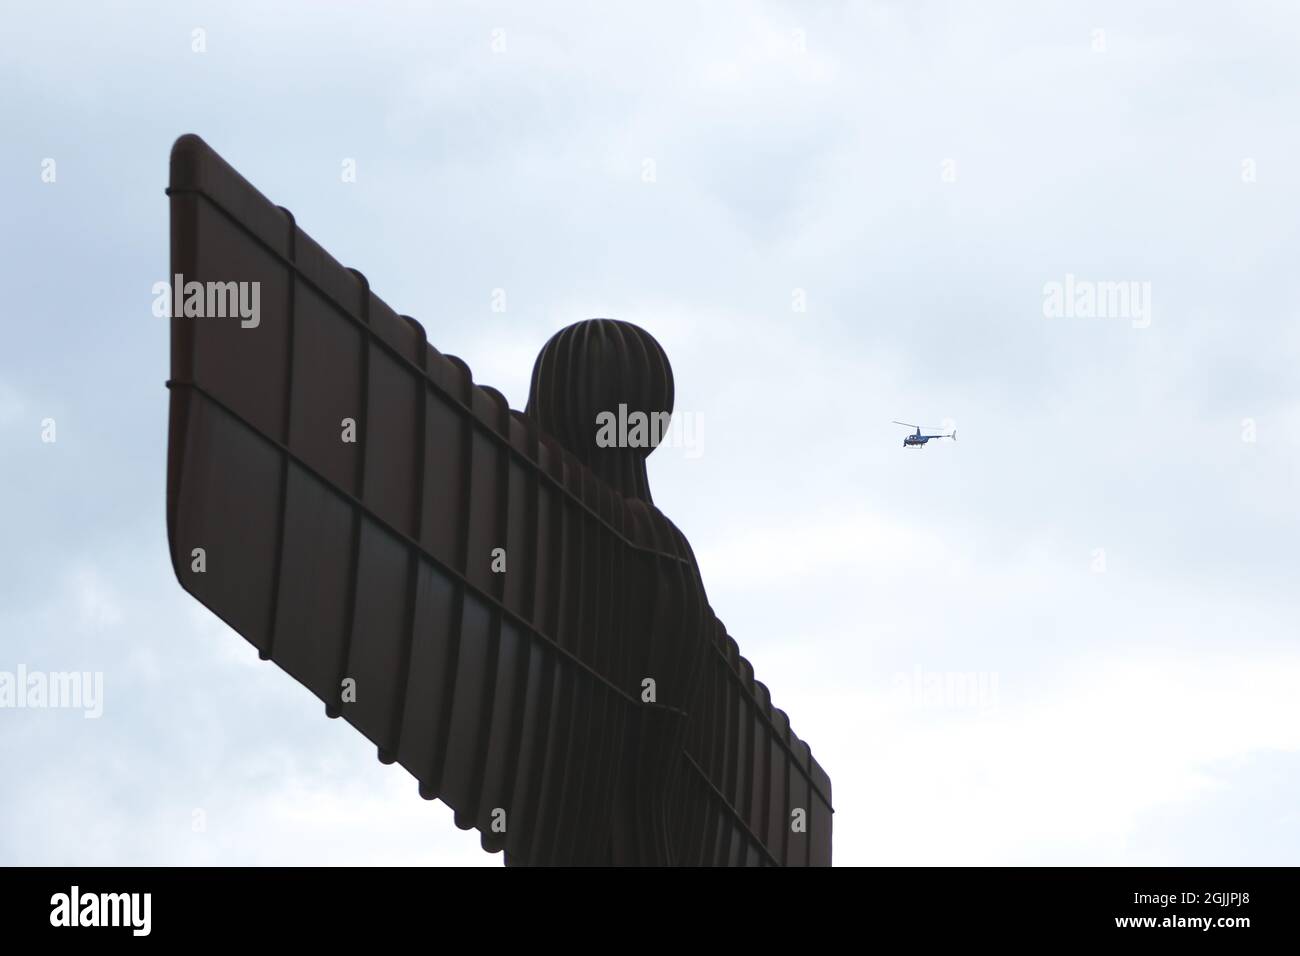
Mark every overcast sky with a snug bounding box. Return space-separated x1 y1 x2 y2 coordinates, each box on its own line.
2 0 1299 865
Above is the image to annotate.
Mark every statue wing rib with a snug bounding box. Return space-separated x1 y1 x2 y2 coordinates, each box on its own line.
675 624 834 866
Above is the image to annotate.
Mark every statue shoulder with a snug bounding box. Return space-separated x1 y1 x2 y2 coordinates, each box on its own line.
620 496 698 569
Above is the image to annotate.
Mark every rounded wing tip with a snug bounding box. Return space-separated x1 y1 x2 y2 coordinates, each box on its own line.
170 132 208 162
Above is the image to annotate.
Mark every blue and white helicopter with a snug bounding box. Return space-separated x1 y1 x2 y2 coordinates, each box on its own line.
893 421 956 448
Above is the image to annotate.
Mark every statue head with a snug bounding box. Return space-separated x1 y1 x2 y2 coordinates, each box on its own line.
525 319 674 503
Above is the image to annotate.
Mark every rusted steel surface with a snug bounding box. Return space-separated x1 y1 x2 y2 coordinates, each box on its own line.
165 133 832 865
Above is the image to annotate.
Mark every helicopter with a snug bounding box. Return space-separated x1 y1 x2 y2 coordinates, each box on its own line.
893 421 956 448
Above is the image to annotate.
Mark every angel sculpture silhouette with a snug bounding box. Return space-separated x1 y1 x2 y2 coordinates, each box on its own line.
165 134 832 865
